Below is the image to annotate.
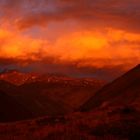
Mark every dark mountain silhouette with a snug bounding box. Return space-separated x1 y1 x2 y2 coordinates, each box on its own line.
0 71 105 120
0 90 34 122
0 80 71 117
0 69 105 111
0 80 20 97
19 78 104 109
80 64 140 111
1 65 140 139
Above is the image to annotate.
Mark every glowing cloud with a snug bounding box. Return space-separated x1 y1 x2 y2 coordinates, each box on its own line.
0 0 140 79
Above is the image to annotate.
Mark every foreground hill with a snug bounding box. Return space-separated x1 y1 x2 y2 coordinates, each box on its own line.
0 105 140 139
80 64 140 111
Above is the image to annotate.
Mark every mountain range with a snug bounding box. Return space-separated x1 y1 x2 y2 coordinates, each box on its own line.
0 69 105 122
0 65 140 139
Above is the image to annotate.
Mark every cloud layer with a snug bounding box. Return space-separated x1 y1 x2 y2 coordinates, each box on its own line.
0 0 140 79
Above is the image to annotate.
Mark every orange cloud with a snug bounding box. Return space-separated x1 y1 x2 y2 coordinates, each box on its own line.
0 0 139 80
0 28 140 70
0 28 48 60
44 29 140 69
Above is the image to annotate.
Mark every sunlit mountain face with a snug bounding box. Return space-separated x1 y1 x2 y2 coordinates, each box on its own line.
0 0 140 80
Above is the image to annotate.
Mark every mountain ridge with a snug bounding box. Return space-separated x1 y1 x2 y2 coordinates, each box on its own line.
80 64 140 111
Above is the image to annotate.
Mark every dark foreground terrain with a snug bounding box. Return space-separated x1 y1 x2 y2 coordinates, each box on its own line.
0 105 140 140
0 65 140 140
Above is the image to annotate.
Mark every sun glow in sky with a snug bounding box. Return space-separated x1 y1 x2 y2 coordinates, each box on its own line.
0 0 140 80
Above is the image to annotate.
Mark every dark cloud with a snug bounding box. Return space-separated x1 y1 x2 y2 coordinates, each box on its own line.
0 0 139 32
17 13 48 30
0 0 46 23
0 57 127 81
10 0 140 32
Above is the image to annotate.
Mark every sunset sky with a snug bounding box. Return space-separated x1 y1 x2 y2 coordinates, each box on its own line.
0 0 140 80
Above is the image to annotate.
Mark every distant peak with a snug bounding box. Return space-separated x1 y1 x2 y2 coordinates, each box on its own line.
0 69 20 74
129 64 140 72
136 64 140 68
